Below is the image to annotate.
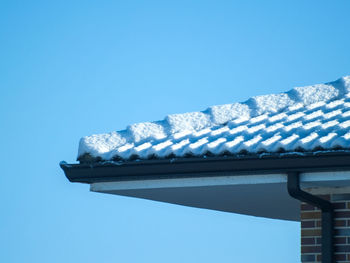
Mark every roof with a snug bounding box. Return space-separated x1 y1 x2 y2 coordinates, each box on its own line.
78 75 350 163
62 76 350 221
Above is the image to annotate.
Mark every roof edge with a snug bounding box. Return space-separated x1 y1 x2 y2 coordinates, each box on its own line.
60 151 350 184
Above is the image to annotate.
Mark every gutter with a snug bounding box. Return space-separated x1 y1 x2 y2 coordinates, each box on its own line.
287 172 334 263
60 152 350 184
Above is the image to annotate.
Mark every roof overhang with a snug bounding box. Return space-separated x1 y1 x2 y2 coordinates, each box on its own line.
60 152 350 221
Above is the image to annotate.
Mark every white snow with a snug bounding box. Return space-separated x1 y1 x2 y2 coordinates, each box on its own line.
249 114 269 124
193 128 211 137
127 121 167 143
298 133 319 149
284 121 303 132
247 93 295 115
288 103 304 111
224 136 244 150
166 112 211 133
189 138 209 152
269 112 287 123
319 133 337 145
266 122 284 133
278 134 299 150
304 110 323 120
340 120 350 129
241 135 263 149
290 84 339 105
342 110 350 118
303 120 322 130
210 126 230 136
172 130 192 140
78 75 350 161
228 125 247 135
153 140 173 152
78 131 127 158
322 120 339 129
326 99 344 109
134 142 152 152
247 123 265 134
171 139 190 152
208 103 250 124
287 112 305 121
324 109 342 119
330 76 350 95
206 137 227 150
117 143 133 153
261 134 282 147
306 101 326 111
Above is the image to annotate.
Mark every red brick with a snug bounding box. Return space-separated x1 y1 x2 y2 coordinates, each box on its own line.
301 211 321 220
333 202 346 210
301 220 315 228
301 203 315 211
335 220 347 227
335 245 350 253
320 253 349 261
301 229 321 236
301 245 321 253
301 237 315 245
335 237 347 244
335 211 350 218
335 228 350 236
335 253 347 261
301 194 350 262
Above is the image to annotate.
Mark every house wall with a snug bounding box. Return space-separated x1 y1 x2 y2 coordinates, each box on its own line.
301 192 350 262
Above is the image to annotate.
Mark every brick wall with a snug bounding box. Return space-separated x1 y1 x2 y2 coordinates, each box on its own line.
301 193 350 262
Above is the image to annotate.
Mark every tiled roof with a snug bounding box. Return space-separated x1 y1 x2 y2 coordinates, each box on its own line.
78 76 350 163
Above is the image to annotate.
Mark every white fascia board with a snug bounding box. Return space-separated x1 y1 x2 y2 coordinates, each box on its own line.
91 170 350 193
301 171 350 187
90 173 286 192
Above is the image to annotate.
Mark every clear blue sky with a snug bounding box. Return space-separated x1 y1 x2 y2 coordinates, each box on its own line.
1 1 349 262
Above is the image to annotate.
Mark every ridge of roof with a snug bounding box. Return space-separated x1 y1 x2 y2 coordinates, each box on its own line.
78 76 350 162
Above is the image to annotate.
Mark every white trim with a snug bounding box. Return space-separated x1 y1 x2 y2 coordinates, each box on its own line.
300 171 350 182
91 174 286 192
91 171 350 192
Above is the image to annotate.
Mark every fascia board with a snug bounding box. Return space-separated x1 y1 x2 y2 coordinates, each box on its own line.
90 171 350 192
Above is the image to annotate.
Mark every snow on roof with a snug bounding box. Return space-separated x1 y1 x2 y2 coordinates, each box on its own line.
78 76 350 163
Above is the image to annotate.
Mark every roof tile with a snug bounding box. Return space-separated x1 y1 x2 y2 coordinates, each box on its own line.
77 76 350 162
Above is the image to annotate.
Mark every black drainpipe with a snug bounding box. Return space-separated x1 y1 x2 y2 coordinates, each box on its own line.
287 172 334 263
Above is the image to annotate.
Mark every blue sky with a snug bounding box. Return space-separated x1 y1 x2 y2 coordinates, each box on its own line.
1 1 350 262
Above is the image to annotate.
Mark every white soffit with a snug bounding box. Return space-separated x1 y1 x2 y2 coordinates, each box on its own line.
89 171 350 221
